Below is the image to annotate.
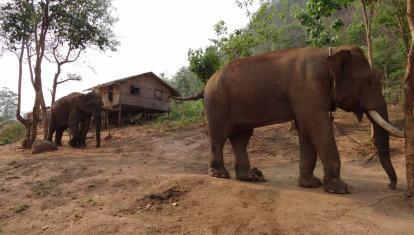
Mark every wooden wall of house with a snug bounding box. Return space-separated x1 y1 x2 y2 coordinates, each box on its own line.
94 85 120 108
119 75 171 112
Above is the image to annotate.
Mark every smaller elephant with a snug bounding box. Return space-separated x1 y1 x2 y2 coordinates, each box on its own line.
47 92 103 148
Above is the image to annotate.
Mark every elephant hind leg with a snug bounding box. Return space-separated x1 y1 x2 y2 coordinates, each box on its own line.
208 128 230 179
229 129 265 182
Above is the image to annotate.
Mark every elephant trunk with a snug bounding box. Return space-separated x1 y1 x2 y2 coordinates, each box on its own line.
94 111 102 148
366 106 397 189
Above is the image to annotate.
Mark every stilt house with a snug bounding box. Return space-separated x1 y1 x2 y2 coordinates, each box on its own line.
88 72 179 126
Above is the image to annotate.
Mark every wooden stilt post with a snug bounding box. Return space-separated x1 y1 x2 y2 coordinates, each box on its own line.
118 106 122 126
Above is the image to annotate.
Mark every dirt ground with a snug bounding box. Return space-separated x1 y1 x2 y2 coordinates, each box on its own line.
1 106 414 234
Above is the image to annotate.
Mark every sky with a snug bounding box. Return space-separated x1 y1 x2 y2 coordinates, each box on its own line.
0 0 258 112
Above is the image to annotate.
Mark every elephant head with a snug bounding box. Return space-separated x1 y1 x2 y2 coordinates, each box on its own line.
74 92 103 148
326 46 403 189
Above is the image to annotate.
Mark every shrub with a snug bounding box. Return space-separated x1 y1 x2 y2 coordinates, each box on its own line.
383 79 404 105
154 100 204 127
0 121 25 145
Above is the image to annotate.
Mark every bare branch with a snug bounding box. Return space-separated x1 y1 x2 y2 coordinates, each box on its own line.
66 49 81 64
56 74 82 85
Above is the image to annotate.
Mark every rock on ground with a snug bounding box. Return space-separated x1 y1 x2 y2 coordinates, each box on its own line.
31 140 58 154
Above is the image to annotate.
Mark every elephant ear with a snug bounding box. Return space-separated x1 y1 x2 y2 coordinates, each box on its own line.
74 94 89 113
326 50 351 109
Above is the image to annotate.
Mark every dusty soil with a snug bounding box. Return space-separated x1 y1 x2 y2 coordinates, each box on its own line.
1 106 413 234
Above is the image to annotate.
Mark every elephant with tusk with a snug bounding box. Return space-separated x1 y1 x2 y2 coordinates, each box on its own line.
172 45 404 194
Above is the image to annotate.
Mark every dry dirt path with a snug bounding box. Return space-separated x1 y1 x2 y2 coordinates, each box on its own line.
0 108 413 234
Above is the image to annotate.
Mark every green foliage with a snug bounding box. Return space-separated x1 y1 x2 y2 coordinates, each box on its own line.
188 0 307 84
0 0 118 51
154 101 204 127
188 46 221 84
0 87 17 123
50 0 118 51
345 21 365 45
168 67 203 97
297 0 354 46
383 79 404 104
0 121 25 145
0 0 36 48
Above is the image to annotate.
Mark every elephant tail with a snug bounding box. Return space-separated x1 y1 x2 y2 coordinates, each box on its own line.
170 90 204 101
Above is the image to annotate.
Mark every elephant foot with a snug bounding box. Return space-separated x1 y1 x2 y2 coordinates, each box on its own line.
323 178 349 194
388 181 397 190
298 175 322 188
236 167 266 182
78 144 86 149
55 142 62 147
68 139 77 148
208 166 230 178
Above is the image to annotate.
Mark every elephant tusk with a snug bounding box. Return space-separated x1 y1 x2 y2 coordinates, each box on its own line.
367 110 404 138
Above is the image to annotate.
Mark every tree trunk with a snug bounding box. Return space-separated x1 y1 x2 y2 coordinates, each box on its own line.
361 0 374 68
392 0 410 54
396 15 410 54
29 97 40 148
38 84 48 140
361 0 376 146
404 0 414 197
51 65 61 106
35 0 50 140
15 41 32 149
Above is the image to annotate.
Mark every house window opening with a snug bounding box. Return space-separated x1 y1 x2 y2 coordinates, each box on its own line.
108 86 114 102
131 85 140 95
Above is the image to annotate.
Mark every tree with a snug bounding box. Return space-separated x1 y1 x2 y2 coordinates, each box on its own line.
404 0 414 197
0 87 17 123
187 1 282 83
168 67 203 96
188 46 221 84
360 0 378 67
49 46 82 106
297 0 352 46
0 0 118 148
390 0 410 53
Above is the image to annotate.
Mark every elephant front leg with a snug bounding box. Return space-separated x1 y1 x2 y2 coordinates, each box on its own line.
47 115 56 143
298 130 322 188
55 126 65 146
229 129 265 182
68 120 81 148
78 119 91 148
297 112 349 194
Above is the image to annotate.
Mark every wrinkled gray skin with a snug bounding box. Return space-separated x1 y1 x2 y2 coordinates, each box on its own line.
47 92 103 148
176 45 398 194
